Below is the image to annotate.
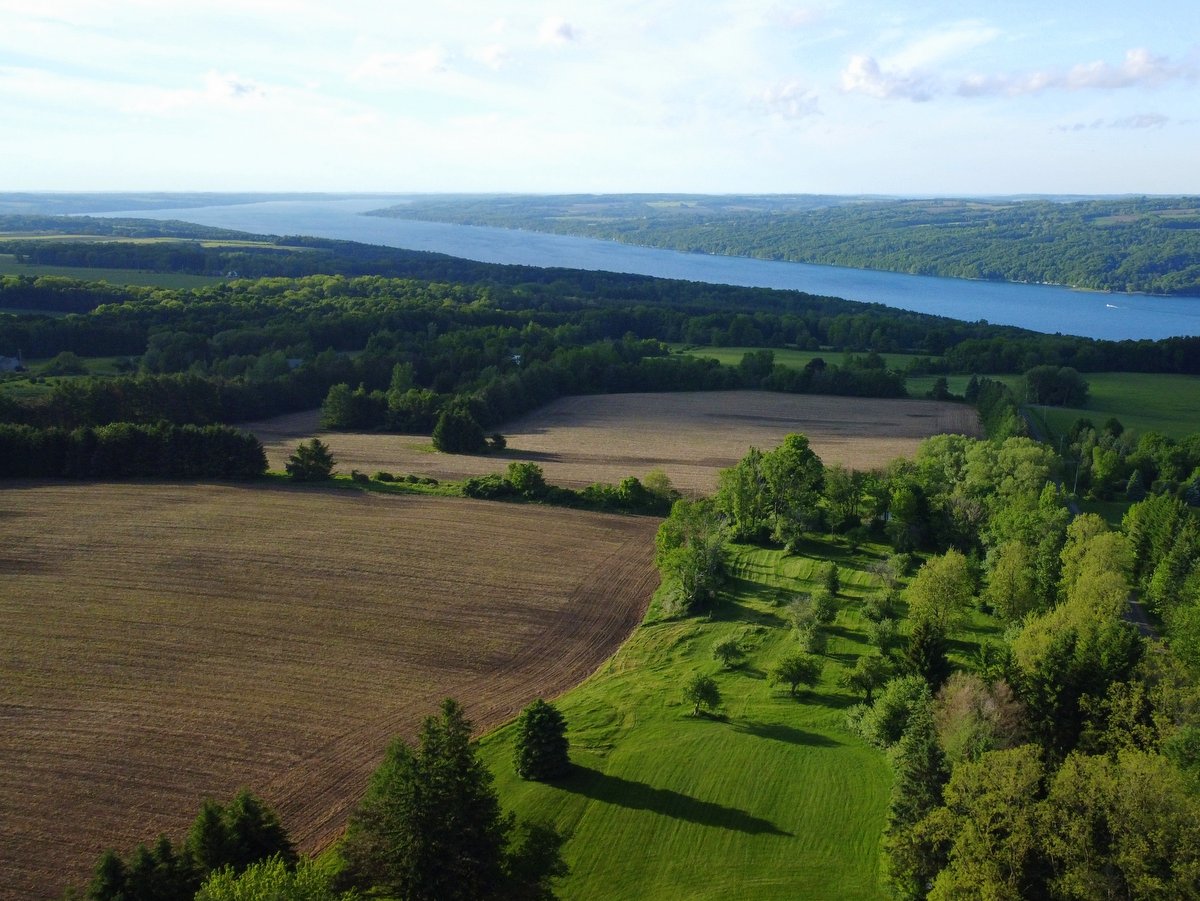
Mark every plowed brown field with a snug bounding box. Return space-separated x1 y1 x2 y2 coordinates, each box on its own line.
250 391 982 494
0 483 658 900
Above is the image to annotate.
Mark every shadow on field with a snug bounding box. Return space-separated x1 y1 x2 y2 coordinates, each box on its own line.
561 765 792 836
713 586 788 626
731 719 840 747
496 448 562 462
825 624 864 643
0 555 48 574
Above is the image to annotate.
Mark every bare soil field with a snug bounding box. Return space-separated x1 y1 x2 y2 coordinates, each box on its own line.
0 483 658 900
250 391 982 494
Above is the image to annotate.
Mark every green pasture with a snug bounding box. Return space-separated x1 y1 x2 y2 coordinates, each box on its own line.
673 344 928 373
670 344 1031 401
904 372 1025 398
478 537 1001 900
0 254 221 289
1030 372 1200 440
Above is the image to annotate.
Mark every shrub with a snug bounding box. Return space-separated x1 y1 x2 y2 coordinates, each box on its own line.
506 462 546 496
463 474 514 499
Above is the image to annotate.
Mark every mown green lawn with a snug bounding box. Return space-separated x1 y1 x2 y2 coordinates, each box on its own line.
1031 372 1200 440
479 538 906 901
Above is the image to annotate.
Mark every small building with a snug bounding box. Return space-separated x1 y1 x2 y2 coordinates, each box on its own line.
0 355 23 373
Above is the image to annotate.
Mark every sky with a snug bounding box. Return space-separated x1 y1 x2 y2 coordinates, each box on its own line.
2 0 1199 195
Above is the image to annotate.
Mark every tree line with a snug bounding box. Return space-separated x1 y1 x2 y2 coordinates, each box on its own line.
0 422 265 480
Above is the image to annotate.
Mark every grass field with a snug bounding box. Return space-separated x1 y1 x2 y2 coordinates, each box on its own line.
904 372 1023 398
477 539 914 900
669 345 1030 402
674 344 930 372
249 392 982 494
0 483 659 901
0 254 222 289
1030 372 1200 440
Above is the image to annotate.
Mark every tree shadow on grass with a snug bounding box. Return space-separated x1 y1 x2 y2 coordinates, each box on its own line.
730 719 841 747
560 765 792 836
824 651 858 667
713 585 789 626
825 624 865 642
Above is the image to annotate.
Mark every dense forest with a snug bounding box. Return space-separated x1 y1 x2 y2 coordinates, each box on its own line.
371 194 1200 296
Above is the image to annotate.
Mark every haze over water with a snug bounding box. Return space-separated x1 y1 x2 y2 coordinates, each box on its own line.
111 199 1200 342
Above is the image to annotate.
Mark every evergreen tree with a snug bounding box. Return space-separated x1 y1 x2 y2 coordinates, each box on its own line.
186 799 233 875
513 699 570 781
431 405 486 454
86 849 127 901
223 789 297 871
339 699 564 901
822 561 841 596
884 703 948 900
285 438 336 481
906 618 952 691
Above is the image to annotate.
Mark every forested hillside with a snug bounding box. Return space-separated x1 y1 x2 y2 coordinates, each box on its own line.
371 194 1200 296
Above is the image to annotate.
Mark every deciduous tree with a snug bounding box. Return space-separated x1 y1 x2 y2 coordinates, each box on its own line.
842 654 891 703
770 653 822 698
905 549 974 635
683 673 722 717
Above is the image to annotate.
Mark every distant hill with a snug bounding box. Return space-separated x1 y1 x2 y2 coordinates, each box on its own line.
370 193 1200 296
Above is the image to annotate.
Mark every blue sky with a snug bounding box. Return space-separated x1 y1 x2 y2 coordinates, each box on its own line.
2 0 1198 194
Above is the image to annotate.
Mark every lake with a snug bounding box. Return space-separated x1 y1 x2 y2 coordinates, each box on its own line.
109 198 1200 341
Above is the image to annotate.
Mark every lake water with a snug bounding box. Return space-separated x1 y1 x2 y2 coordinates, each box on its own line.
109 198 1200 341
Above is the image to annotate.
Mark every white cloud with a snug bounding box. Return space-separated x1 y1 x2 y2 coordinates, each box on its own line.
1057 112 1171 132
773 6 826 28
1113 112 1170 128
760 80 820 119
959 48 1198 97
841 54 932 101
537 17 578 45
472 43 509 70
352 46 451 83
